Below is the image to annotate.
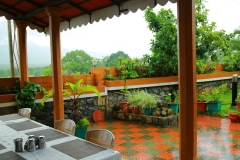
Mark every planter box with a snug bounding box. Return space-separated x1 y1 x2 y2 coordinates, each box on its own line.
0 94 15 103
206 101 222 114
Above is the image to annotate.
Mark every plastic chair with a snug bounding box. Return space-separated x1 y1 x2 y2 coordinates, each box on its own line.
18 108 31 119
54 119 76 135
86 129 115 149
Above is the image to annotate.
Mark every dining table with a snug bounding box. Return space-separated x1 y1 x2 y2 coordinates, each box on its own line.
0 114 122 160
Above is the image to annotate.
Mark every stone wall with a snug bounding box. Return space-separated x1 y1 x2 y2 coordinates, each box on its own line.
0 77 237 127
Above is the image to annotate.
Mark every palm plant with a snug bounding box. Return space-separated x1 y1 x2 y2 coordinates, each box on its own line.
41 75 101 124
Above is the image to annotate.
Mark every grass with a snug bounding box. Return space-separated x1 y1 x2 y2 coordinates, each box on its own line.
216 88 239 117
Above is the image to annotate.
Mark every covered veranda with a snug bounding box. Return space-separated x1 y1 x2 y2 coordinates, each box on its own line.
0 0 196 159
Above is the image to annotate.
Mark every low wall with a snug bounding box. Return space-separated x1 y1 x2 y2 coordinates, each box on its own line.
0 72 239 127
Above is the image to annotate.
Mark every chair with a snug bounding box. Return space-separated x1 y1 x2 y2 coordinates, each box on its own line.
18 108 31 119
54 119 76 135
86 129 115 149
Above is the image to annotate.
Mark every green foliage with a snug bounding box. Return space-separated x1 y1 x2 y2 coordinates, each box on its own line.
195 0 233 61
197 92 207 102
42 66 52 76
105 51 129 67
127 90 158 109
76 117 90 128
62 50 92 74
104 67 118 80
202 60 216 74
205 84 227 101
230 27 240 51
116 57 140 79
222 51 240 71
15 81 45 110
165 91 179 104
145 8 178 77
41 74 101 123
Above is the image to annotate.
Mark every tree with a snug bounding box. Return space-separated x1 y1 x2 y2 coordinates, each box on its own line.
42 66 52 76
230 28 240 51
195 0 232 61
105 51 129 67
144 0 232 76
144 8 178 76
62 50 92 74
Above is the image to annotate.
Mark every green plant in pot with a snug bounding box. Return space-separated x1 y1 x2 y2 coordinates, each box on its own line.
15 81 46 110
126 90 142 114
205 84 227 114
165 91 179 115
197 92 207 113
136 91 158 115
75 117 90 139
41 74 101 138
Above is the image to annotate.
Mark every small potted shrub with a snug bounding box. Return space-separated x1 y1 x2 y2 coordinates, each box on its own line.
75 117 90 139
197 92 207 113
205 84 227 114
126 90 142 114
165 91 179 115
137 91 158 115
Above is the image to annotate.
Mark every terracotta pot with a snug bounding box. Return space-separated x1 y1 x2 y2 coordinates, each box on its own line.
228 112 239 123
197 102 207 112
130 106 140 114
237 103 240 112
120 101 130 113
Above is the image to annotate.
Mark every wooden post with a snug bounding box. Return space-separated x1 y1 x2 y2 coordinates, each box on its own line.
45 7 64 122
177 0 197 159
14 20 29 87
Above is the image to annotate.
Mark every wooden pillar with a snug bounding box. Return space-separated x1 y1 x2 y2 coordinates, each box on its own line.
177 0 197 159
45 7 64 122
14 20 29 87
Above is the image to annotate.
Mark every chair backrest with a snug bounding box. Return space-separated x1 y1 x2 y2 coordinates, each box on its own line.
86 129 115 149
18 108 31 119
54 119 76 135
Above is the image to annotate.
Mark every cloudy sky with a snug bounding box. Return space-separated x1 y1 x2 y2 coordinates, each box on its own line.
0 0 240 65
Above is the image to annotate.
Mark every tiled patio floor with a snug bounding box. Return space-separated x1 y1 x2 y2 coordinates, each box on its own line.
89 115 240 160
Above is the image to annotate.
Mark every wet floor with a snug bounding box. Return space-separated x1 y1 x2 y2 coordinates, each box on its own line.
89 115 240 160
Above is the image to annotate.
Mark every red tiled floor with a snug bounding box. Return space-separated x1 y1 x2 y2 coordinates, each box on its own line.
89 115 240 159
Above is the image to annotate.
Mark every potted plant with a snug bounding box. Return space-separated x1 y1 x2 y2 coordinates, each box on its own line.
205 84 227 114
228 111 239 123
126 90 141 114
41 74 101 138
137 91 158 115
15 81 46 110
165 91 179 115
75 117 90 139
197 92 207 112
120 70 131 113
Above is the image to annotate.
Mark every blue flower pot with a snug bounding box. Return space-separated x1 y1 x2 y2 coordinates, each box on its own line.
75 126 88 139
206 101 222 114
143 108 154 115
168 103 179 115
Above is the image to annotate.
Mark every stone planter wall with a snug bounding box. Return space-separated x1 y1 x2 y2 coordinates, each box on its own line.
0 76 238 127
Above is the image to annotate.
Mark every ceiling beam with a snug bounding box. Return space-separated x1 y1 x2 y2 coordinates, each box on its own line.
0 1 24 14
68 1 91 15
16 0 71 20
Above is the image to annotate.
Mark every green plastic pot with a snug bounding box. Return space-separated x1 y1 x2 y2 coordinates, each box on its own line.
75 126 88 139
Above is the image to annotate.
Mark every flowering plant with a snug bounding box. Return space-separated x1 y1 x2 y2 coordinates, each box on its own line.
165 91 179 103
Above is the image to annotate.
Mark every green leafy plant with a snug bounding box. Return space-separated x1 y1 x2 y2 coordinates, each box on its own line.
15 81 46 110
205 84 227 102
76 117 90 128
116 57 140 79
165 91 179 104
41 74 101 124
235 93 240 103
197 92 207 102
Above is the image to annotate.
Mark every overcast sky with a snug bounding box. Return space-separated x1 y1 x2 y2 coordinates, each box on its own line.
0 0 240 61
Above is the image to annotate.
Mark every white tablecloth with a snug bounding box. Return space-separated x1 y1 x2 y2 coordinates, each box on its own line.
0 114 122 160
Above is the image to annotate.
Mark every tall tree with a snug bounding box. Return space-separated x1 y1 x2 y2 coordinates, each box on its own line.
105 51 129 67
62 50 92 74
144 0 232 76
230 28 240 51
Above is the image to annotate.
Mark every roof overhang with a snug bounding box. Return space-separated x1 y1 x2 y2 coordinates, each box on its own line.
0 0 177 33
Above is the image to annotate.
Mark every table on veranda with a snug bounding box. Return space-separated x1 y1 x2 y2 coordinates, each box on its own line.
0 114 122 160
